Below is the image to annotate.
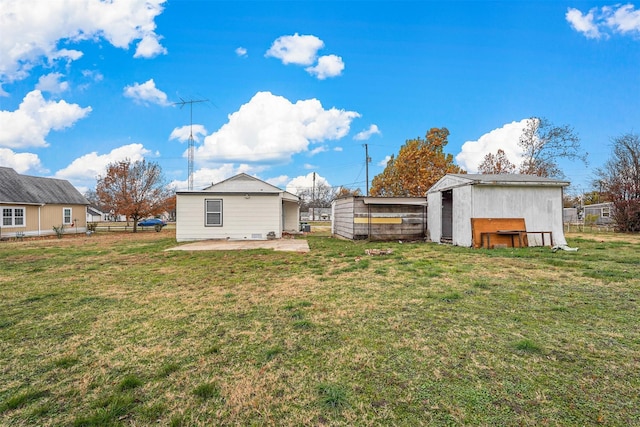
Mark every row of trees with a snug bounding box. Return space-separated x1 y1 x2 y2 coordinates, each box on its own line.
87 124 639 233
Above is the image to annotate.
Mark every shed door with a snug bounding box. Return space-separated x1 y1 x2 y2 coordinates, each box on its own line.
441 190 453 242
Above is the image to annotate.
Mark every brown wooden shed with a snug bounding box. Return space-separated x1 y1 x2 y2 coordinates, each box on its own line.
331 196 427 241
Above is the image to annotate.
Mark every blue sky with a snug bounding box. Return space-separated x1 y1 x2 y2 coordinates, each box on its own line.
1 1 639 196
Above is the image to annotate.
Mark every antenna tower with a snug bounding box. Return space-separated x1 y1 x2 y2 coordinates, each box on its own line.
174 97 208 190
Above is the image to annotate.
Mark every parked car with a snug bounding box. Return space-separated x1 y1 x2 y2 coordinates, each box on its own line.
137 218 167 230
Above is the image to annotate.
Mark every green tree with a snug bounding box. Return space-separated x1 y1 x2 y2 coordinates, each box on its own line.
370 127 465 197
96 159 172 232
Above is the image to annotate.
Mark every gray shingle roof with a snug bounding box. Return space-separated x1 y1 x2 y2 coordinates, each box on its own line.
0 167 89 205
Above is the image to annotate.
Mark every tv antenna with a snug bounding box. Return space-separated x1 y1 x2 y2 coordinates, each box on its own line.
174 97 208 190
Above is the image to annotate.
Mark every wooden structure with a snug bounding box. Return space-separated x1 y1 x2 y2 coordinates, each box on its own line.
176 173 300 242
471 218 553 249
331 196 427 241
427 174 569 247
0 167 89 238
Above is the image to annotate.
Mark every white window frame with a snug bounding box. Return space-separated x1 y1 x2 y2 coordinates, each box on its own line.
63 207 73 225
601 206 610 218
3 207 25 227
205 199 223 227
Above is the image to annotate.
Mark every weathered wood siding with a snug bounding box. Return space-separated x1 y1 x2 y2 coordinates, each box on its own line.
332 197 355 239
332 197 427 241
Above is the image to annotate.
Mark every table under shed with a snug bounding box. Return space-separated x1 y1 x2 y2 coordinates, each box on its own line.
471 218 553 249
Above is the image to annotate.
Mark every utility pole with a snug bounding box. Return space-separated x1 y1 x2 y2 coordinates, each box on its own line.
174 97 208 190
312 172 316 220
364 144 371 196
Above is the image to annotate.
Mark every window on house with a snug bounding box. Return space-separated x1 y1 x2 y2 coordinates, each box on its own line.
3 207 25 227
601 206 610 218
205 199 222 226
63 208 72 225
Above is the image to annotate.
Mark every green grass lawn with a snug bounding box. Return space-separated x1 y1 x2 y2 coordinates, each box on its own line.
1 231 639 426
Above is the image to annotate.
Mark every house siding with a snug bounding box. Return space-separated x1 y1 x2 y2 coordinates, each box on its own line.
176 194 282 242
0 203 86 238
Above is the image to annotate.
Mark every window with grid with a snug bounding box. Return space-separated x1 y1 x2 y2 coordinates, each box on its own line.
601 206 610 218
3 207 25 226
63 208 72 225
205 199 222 226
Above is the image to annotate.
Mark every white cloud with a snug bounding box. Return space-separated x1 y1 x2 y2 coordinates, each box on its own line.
566 8 601 39
170 163 263 191
36 72 69 94
354 124 381 141
169 125 208 143
235 47 248 57
0 90 91 149
334 147 343 152
455 119 529 173
378 155 391 167
265 33 324 65
0 148 44 173
305 54 345 79
286 172 330 195
54 143 151 187
303 163 316 170
567 4 640 39
123 79 170 106
309 146 328 156
134 34 167 58
266 175 290 188
195 91 360 164
0 0 167 84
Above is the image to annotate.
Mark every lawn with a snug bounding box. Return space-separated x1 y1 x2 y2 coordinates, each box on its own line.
1 230 639 426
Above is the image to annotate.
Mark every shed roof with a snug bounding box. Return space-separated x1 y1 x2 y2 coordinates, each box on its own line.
0 167 89 205
428 173 570 193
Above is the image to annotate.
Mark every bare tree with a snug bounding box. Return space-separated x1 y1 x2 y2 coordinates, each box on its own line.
477 149 516 174
595 132 640 232
518 117 586 178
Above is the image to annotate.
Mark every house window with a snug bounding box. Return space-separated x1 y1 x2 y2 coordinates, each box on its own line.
205 199 222 226
3 207 25 227
601 206 610 218
63 207 73 225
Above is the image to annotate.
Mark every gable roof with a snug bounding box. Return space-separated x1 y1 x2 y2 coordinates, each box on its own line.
177 173 299 200
428 173 570 193
0 167 89 205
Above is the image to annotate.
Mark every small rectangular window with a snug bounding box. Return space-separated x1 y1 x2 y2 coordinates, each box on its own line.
63 208 72 225
2 207 25 227
601 207 610 218
205 199 222 226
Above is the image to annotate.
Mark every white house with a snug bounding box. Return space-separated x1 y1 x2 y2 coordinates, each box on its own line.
175 173 300 242
427 174 569 247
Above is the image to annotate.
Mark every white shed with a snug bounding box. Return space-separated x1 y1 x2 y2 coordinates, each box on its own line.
176 173 300 242
427 174 569 247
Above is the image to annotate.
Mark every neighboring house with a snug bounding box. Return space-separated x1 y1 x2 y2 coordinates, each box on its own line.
175 173 300 242
86 206 107 222
331 196 428 241
0 167 89 238
584 202 615 225
427 174 569 247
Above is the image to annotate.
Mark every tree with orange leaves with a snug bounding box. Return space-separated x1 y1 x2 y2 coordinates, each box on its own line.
96 159 172 232
370 127 465 197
